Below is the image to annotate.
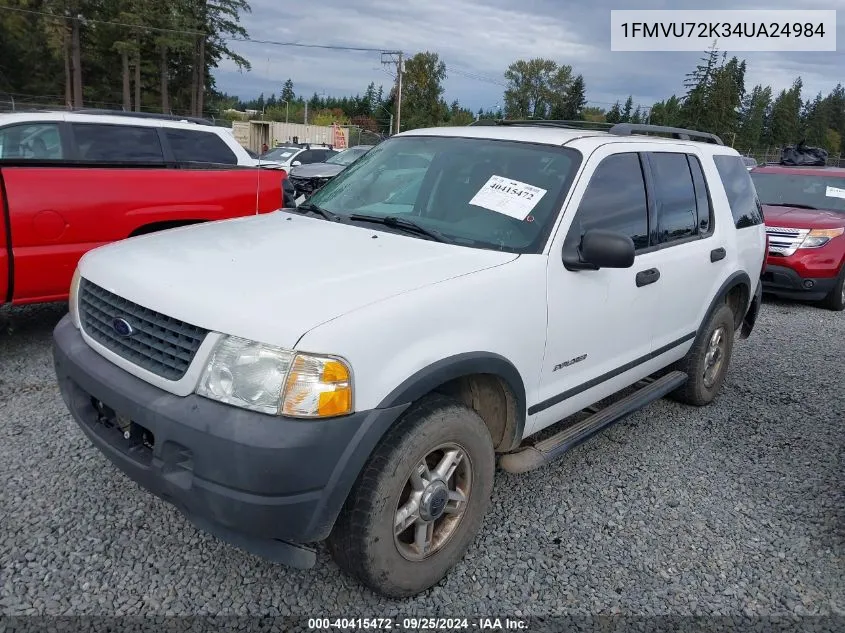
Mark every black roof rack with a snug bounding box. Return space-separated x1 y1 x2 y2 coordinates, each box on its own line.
70 109 215 126
471 118 724 145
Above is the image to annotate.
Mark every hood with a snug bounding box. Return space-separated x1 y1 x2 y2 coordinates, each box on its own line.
289 163 346 179
78 213 518 349
762 205 845 229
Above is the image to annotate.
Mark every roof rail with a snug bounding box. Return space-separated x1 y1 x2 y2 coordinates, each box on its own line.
71 108 216 126
470 119 614 131
608 123 724 145
469 118 724 145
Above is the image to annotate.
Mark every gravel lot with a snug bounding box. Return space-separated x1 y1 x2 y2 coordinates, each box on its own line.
1 299 843 618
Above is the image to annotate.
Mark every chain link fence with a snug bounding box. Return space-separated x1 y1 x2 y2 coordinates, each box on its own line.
736 147 843 167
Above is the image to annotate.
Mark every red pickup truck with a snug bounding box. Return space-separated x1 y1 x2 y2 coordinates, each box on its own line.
750 164 845 311
0 111 283 306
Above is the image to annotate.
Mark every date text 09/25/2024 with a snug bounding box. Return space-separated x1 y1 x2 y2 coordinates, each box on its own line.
307 618 528 630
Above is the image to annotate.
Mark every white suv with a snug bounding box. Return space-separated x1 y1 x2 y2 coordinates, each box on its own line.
53 121 766 598
0 109 257 166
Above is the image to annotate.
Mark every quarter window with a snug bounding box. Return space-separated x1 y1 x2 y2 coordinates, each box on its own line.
0 123 64 160
73 124 164 163
649 152 698 244
164 129 237 165
567 152 649 250
714 154 764 228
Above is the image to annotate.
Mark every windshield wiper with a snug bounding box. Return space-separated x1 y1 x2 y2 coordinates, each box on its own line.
348 214 451 243
765 202 819 210
292 201 343 222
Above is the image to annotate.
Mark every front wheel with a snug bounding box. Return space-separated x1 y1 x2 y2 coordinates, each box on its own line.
327 395 495 598
670 303 736 406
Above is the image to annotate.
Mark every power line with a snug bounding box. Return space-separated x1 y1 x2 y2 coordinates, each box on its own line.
0 5 205 36
0 6 395 52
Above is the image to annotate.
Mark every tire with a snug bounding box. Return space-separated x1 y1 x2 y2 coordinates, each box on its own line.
669 303 736 407
820 266 845 311
327 394 495 598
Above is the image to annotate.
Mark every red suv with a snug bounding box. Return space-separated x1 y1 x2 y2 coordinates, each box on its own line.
750 164 845 311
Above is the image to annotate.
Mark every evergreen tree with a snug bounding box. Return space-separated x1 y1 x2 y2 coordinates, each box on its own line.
621 95 633 122
606 101 622 124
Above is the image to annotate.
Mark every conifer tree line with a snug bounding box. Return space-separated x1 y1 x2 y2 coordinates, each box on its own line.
609 47 844 155
0 0 251 117
1 4 841 156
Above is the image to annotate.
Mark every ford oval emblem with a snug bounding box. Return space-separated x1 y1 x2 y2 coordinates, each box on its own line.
112 317 134 337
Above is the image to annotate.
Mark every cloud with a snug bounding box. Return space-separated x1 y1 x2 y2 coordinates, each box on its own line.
213 0 843 112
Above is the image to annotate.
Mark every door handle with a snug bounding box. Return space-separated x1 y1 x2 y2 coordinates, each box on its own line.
710 247 727 262
635 268 660 287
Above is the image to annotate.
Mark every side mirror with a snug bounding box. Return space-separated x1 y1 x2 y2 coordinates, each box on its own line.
563 229 635 271
291 160 302 167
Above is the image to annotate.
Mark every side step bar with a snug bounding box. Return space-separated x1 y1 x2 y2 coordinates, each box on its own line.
499 371 688 474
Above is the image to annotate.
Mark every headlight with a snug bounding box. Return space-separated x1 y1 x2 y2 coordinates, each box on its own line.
196 335 353 418
68 268 82 329
799 227 844 249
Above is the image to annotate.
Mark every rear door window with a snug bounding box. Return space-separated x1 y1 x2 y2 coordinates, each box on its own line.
648 152 699 244
164 129 238 165
72 124 164 163
0 123 64 160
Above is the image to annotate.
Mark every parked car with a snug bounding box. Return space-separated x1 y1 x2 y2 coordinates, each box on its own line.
53 122 765 599
288 145 375 202
0 110 284 306
742 156 758 171
259 144 339 170
751 163 845 310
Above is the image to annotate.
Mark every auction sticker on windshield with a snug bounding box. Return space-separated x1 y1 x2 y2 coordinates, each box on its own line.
469 175 547 220
825 185 845 200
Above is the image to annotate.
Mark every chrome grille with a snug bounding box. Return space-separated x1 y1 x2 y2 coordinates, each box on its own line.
289 176 330 197
78 279 208 381
765 226 809 257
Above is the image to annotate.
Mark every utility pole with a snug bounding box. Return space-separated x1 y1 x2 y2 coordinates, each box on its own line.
381 51 403 134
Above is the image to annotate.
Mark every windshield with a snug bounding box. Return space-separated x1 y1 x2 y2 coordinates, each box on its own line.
307 136 582 253
263 147 299 161
327 146 371 166
751 172 845 213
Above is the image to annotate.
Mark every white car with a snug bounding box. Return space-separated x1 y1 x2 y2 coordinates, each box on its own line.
53 121 766 598
0 109 259 166
258 144 339 170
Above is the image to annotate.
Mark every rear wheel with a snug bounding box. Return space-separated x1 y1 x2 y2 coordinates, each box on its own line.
327 394 495 598
670 303 735 406
820 266 845 311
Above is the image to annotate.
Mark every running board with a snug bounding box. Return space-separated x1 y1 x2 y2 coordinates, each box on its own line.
499 371 688 474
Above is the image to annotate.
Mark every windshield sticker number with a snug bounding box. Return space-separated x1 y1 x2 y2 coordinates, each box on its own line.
469 175 547 220
825 185 845 200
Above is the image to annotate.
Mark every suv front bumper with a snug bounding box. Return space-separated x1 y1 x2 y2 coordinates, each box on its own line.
762 264 837 301
52 315 407 567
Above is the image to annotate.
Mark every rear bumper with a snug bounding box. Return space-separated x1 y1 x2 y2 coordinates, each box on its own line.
761 264 837 301
52 315 407 566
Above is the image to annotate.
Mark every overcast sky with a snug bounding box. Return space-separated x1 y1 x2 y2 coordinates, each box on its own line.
214 1 843 116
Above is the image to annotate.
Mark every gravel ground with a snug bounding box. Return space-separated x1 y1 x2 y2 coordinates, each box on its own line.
1 298 843 619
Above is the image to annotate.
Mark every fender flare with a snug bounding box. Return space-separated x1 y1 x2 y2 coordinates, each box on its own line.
377 351 528 450
698 271 752 336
